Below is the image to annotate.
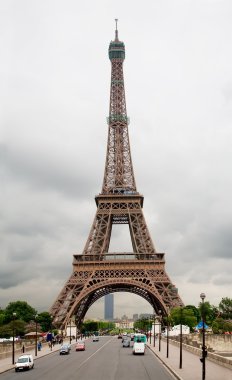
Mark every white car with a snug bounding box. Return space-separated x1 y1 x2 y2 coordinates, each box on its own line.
92 335 99 342
15 354 34 371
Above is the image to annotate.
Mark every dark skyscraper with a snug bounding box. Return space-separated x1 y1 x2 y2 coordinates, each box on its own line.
104 294 114 320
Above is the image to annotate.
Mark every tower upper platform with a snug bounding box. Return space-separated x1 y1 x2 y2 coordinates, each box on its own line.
108 20 125 61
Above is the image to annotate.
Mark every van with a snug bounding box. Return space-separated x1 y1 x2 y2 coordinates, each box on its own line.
15 354 34 371
132 333 147 355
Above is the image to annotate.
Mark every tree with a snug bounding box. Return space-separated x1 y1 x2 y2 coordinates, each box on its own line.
222 320 232 333
212 317 232 334
37 312 53 332
198 301 216 325
98 321 115 332
0 309 5 326
134 317 151 333
4 301 37 323
81 320 99 334
0 320 26 337
219 298 232 319
185 305 200 322
170 307 197 331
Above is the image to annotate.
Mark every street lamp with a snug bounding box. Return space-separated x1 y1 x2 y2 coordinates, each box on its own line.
153 314 156 347
149 316 152 344
179 307 183 369
12 312 17 365
69 319 72 344
200 292 207 380
166 308 170 358
35 314 38 357
49 315 53 351
158 310 162 352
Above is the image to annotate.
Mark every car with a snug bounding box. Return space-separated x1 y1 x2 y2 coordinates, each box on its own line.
117 334 122 339
15 355 34 372
122 338 130 347
59 344 71 355
92 335 99 342
76 341 85 351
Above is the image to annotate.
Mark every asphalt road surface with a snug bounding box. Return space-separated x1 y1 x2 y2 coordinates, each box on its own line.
1 336 175 380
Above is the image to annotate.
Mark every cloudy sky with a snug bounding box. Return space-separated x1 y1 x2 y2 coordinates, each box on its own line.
1 0 232 320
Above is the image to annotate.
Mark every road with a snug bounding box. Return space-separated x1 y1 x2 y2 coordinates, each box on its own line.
1 336 175 380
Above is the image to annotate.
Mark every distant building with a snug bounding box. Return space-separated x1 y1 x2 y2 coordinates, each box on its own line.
121 314 128 320
115 317 134 330
139 313 152 319
104 293 114 320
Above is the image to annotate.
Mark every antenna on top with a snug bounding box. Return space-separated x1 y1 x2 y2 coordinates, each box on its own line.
115 18 119 40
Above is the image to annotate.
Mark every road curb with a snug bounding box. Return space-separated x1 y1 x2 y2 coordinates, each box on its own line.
147 345 184 380
0 341 76 374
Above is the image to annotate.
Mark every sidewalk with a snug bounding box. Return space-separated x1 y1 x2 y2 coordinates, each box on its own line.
0 339 76 374
147 340 232 380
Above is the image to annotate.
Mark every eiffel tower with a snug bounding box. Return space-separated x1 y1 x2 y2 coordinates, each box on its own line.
51 22 183 329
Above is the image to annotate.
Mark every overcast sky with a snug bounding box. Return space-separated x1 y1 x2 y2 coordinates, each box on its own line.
1 0 232 320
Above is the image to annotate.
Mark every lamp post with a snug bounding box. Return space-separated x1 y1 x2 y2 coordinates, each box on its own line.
49 315 53 351
158 310 162 352
166 308 170 358
153 314 156 347
200 292 207 380
12 312 17 365
35 314 38 357
179 307 183 369
69 319 72 344
149 316 152 344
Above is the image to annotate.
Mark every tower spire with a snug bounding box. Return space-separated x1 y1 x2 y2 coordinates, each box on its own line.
115 18 119 41
105 25 135 194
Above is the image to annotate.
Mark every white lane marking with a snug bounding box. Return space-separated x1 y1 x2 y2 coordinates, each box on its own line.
77 337 114 370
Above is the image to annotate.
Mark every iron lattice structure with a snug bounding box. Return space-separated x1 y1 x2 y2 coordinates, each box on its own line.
51 25 183 330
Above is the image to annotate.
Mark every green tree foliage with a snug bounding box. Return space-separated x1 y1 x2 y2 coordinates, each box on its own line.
81 320 99 334
4 301 37 323
97 321 115 331
222 321 232 333
219 297 232 319
0 320 26 338
212 317 232 334
0 309 5 326
37 312 53 332
170 307 197 331
198 301 217 325
134 317 152 332
185 305 200 322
